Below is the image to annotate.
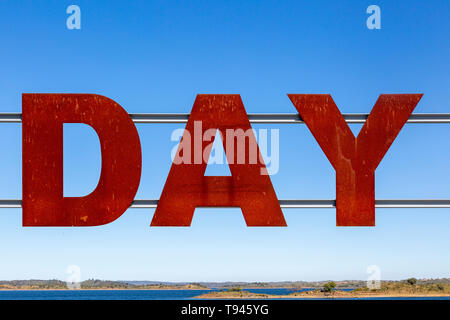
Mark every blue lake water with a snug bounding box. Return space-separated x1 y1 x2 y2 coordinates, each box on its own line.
0 289 449 300
0 288 308 300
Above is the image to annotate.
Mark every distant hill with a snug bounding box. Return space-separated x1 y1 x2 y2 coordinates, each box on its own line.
1 278 449 290
121 280 367 289
0 279 207 290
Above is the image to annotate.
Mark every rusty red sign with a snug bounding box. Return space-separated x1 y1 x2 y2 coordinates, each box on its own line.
20 93 422 227
22 94 142 226
151 94 286 227
289 94 422 226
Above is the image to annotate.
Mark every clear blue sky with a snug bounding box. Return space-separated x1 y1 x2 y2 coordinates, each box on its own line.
0 0 449 282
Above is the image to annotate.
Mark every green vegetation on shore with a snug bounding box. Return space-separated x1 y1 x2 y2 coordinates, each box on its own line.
1 278 450 296
351 280 450 296
195 279 450 299
0 279 208 290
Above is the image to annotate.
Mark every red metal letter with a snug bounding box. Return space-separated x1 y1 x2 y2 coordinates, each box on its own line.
151 94 286 227
23 94 142 226
288 94 422 226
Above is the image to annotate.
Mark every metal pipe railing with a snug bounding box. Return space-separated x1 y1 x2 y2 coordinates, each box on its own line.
3 113 450 124
1 112 450 209
2 199 450 209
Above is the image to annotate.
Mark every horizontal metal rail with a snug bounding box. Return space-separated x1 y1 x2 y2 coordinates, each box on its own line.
2 113 450 209
2 199 450 209
3 113 450 124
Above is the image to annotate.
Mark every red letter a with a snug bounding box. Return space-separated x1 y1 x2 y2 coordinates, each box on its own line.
151 94 286 227
288 94 422 226
23 94 142 226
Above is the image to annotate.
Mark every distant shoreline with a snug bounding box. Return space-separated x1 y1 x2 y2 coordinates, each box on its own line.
194 291 450 299
0 288 211 291
1 278 449 295
198 295 450 299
